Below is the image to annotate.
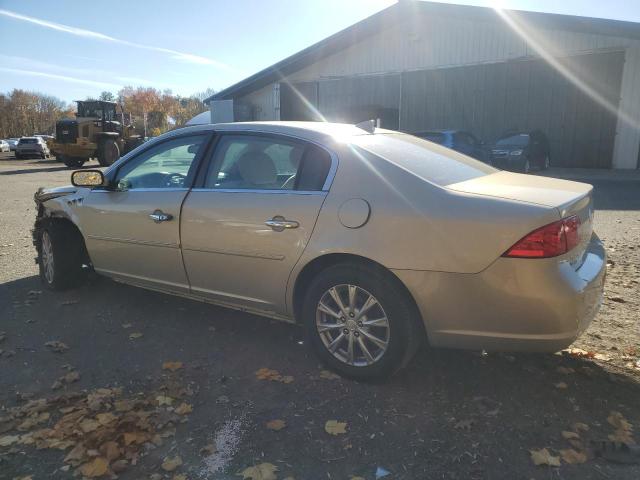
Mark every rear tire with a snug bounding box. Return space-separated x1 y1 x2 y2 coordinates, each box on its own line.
37 222 87 290
61 155 85 168
302 263 424 380
97 139 120 167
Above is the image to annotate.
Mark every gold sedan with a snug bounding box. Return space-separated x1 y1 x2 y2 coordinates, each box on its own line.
33 122 606 379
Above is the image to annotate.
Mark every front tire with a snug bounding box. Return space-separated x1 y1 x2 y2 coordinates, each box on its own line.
38 222 87 290
61 155 85 168
302 263 423 380
97 139 120 167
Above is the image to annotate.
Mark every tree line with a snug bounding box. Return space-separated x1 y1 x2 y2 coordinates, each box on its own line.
0 87 215 139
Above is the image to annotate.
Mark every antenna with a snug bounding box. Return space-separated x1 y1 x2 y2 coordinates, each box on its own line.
355 119 376 134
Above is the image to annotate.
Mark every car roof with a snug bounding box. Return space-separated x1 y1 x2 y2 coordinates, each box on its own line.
162 121 398 144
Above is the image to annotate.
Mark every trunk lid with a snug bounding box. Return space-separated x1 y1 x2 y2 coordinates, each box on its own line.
447 171 594 266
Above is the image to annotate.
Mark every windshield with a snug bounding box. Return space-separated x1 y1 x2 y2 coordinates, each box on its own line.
351 133 495 186
19 138 38 144
496 133 529 146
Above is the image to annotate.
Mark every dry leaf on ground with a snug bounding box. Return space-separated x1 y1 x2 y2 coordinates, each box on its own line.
45 340 69 352
325 420 347 435
174 403 193 415
162 455 183 472
78 457 109 477
238 462 278 480
319 370 341 380
561 431 580 440
255 367 294 383
573 422 590 432
121 323 132 329
163 361 184 372
129 332 143 340
554 382 568 389
173 475 188 480
560 448 588 464
0 434 19 447
156 395 174 406
266 419 286 431
530 448 561 466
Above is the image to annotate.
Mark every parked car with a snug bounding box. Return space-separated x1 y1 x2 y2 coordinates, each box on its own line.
489 130 550 173
0 140 9 153
15 136 50 159
8 139 19 151
33 122 605 379
413 129 487 161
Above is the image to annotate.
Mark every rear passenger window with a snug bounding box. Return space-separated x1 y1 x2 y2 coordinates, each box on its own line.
204 135 332 191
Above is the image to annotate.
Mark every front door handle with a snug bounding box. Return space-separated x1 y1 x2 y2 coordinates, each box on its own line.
265 215 299 232
149 210 173 223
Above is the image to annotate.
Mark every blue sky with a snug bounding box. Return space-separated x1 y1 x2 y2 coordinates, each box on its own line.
1 0 639 103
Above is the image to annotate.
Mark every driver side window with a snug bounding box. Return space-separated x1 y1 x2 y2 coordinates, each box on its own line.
116 135 205 190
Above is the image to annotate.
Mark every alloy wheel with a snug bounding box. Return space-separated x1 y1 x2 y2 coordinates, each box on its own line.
41 231 55 284
316 284 390 367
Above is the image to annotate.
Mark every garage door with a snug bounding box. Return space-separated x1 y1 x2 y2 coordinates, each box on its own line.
400 51 625 168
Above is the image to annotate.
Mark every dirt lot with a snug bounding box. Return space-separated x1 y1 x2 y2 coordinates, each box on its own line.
1 152 639 480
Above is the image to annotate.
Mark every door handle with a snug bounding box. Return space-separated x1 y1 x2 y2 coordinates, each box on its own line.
149 210 173 223
265 215 299 232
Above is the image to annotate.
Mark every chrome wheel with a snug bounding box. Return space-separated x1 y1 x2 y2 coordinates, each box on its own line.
41 231 55 284
316 284 390 367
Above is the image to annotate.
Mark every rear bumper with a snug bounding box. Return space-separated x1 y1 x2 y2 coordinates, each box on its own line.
392 233 606 352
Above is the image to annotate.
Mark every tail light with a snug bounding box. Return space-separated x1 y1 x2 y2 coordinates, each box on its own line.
503 215 581 258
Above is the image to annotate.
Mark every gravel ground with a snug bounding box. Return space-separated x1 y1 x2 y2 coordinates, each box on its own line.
0 152 639 480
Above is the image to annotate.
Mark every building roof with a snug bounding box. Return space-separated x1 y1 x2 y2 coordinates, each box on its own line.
206 0 640 104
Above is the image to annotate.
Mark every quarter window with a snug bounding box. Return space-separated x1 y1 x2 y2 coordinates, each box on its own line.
204 135 331 191
115 135 205 190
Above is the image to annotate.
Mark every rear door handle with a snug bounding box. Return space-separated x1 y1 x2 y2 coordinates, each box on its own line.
265 215 299 232
149 210 173 223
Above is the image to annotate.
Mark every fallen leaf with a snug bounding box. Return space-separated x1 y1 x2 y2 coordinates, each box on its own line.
530 448 561 467
45 340 69 352
123 431 149 446
121 323 132 329
173 475 188 480
562 431 580 440
608 411 633 432
129 332 143 340
112 459 128 473
560 448 588 464
96 412 117 425
64 443 87 464
156 395 174 406
174 403 193 415
281 375 294 384
0 434 19 447
255 367 294 383
99 440 121 461
78 457 109 477
162 455 183 472
554 382 568 389
573 422 590 432
79 418 100 433
163 361 184 372
325 420 347 435
266 419 286 431
319 370 341 380
238 462 278 480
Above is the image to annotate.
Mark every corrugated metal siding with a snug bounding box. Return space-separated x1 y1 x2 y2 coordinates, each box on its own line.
236 84 277 121
613 47 640 168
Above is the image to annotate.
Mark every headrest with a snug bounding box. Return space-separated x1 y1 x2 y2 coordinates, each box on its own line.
237 151 277 186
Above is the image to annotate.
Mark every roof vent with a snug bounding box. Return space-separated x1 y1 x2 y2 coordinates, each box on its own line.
355 119 377 134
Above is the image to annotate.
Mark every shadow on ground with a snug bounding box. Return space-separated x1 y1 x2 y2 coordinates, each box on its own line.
1 275 639 479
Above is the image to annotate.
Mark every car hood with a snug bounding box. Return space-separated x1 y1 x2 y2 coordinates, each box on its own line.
35 185 77 203
447 171 592 213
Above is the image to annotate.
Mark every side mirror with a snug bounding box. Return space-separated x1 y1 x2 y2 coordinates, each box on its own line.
187 144 200 154
71 169 105 187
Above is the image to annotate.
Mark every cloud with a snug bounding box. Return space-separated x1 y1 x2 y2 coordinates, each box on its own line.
0 54 171 89
0 67 122 89
0 9 231 69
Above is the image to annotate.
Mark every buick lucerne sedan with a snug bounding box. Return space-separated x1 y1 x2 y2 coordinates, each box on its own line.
33 122 606 379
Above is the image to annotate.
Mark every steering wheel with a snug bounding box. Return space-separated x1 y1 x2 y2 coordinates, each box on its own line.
165 172 187 188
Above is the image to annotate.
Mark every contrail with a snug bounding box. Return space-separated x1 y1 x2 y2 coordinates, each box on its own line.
0 9 231 70
0 67 122 89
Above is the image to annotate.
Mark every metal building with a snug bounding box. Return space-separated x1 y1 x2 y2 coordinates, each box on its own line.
205 1 640 169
